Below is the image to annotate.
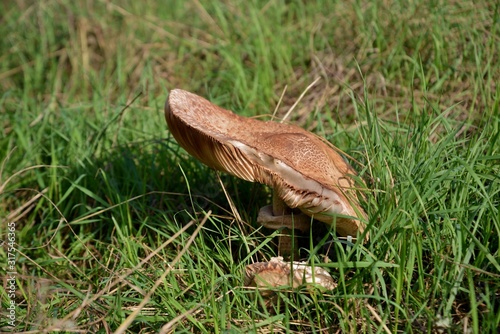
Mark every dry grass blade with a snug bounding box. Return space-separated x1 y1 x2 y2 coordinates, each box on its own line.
159 303 203 334
366 303 391 334
280 77 321 123
271 85 288 121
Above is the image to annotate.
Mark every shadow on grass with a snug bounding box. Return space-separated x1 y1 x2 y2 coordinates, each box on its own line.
26 137 274 257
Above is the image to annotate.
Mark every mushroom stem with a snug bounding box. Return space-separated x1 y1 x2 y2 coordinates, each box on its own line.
273 192 297 259
256 192 311 259
271 191 290 216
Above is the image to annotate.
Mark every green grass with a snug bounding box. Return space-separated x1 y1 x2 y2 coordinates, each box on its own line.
1 0 499 333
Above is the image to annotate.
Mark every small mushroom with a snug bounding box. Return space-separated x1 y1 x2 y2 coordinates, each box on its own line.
244 257 336 309
165 89 368 256
245 256 336 292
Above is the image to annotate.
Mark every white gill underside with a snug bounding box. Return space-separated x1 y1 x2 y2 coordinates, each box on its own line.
227 140 351 219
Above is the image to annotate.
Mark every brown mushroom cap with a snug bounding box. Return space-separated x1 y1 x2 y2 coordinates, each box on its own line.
244 256 336 291
165 89 367 239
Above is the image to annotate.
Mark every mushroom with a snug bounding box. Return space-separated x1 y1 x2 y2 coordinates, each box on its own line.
244 256 337 292
244 257 336 307
165 89 368 257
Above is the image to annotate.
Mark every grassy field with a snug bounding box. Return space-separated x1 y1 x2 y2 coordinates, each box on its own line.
1 0 499 333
